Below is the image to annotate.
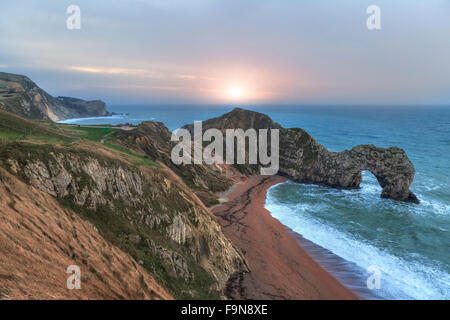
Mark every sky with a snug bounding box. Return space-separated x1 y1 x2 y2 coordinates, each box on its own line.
0 0 449 105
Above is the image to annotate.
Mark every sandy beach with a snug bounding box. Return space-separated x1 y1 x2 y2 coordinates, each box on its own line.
211 175 359 300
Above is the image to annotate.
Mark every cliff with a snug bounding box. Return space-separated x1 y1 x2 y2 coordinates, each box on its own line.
184 108 419 203
56 96 110 118
0 167 172 300
0 109 248 299
0 72 110 121
114 121 234 206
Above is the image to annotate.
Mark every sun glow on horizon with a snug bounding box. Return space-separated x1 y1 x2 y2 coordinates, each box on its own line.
227 86 245 100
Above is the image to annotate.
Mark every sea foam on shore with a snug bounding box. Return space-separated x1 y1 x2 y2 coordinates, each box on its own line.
265 174 450 300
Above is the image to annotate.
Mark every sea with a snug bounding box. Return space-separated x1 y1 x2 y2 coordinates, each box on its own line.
59 104 450 300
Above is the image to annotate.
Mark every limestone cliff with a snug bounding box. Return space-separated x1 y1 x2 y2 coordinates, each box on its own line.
279 129 419 203
115 121 234 206
0 167 172 300
56 96 110 118
184 108 419 203
0 138 248 299
0 109 248 299
0 72 110 121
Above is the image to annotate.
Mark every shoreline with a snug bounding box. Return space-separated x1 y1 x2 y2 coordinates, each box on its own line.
211 175 359 300
281 220 381 300
264 182 382 300
56 113 129 124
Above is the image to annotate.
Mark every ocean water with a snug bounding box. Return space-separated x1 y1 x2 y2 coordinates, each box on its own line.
60 104 450 299
58 105 234 131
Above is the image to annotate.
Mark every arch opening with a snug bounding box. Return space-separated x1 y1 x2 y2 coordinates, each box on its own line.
360 170 383 195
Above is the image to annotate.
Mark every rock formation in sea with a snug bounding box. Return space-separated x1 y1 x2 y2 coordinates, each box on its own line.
0 72 111 121
184 108 419 203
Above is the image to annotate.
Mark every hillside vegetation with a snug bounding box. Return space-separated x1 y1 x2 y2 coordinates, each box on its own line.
0 109 247 299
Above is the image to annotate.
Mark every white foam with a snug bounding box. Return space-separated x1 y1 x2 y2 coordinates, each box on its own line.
265 185 450 300
416 199 450 216
57 115 127 124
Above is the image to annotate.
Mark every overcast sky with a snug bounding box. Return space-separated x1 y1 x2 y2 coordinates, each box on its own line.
0 0 449 105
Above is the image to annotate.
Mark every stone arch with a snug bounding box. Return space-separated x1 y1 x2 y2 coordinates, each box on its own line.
279 129 419 204
360 169 382 192
349 145 419 203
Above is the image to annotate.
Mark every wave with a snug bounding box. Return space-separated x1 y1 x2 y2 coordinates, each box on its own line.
57 115 127 124
414 199 450 216
265 183 450 300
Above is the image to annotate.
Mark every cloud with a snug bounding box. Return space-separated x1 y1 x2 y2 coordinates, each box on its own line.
66 66 169 79
67 66 145 75
176 74 197 80
176 74 218 81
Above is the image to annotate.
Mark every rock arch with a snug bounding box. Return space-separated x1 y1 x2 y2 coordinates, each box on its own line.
348 145 419 203
279 130 419 203
181 108 420 204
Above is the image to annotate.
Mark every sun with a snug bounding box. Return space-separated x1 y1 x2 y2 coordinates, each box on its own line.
227 86 245 100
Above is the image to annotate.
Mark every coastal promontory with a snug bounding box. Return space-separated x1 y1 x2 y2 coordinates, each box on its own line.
0 72 111 121
186 108 419 203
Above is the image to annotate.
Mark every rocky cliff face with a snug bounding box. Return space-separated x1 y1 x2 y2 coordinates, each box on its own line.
56 96 110 118
115 121 234 206
0 167 172 300
0 141 248 298
185 108 419 203
0 72 110 121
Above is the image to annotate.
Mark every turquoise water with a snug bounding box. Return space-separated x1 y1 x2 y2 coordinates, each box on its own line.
58 105 234 131
61 105 450 299
264 106 450 300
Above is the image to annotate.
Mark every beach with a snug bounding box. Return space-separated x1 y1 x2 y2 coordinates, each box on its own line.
211 175 359 300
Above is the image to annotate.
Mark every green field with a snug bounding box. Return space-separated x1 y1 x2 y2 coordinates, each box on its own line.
0 111 74 145
0 112 157 167
68 126 118 141
69 126 157 167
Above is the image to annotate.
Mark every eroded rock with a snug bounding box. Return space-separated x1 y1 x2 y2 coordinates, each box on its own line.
189 108 419 203
2 146 248 295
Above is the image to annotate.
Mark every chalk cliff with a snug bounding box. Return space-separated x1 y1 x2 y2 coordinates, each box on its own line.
0 72 110 121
